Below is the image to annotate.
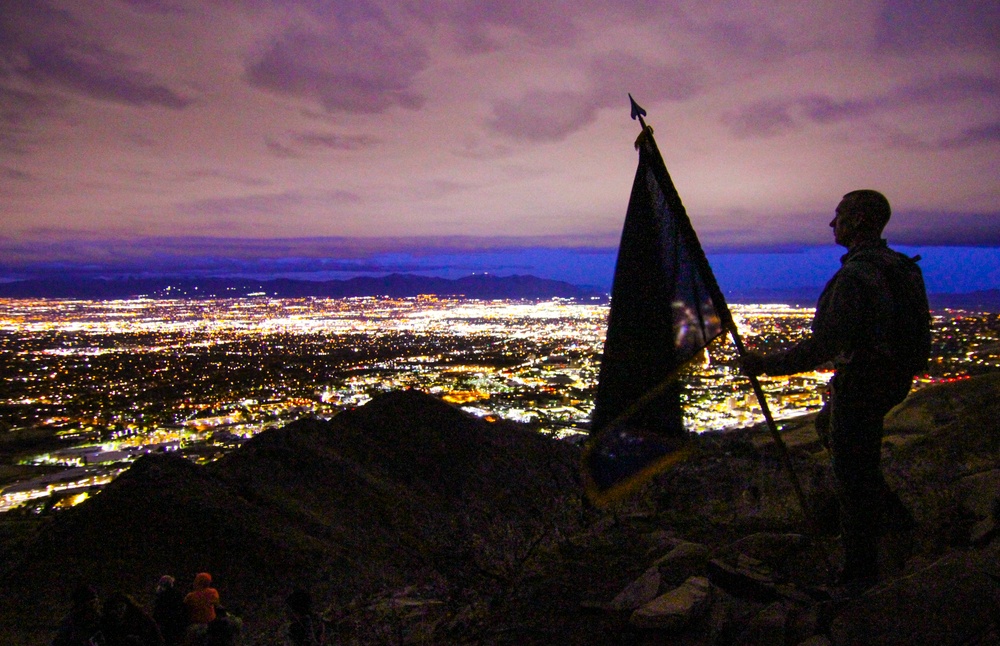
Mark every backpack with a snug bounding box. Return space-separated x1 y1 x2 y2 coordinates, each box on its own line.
855 248 932 376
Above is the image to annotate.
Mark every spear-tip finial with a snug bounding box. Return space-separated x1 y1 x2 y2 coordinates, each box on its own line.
629 94 651 148
628 94 646 121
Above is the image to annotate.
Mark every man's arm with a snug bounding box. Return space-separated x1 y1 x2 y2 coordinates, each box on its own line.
743 269 871 377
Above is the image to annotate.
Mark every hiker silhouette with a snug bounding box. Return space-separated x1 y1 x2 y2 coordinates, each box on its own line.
152 576 186 646
740 189 928 591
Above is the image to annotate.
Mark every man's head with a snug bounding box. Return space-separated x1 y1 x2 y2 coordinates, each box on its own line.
831 189 891 248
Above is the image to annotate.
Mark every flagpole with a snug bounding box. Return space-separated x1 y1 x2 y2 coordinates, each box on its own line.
627 95 813 528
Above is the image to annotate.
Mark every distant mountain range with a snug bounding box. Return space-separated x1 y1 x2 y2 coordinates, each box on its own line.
0 274 997 310
0 273 603 300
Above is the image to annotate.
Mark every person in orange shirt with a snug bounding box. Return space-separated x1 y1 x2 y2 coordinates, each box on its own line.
184 572 220 628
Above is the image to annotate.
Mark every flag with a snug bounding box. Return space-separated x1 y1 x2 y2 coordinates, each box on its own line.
584 118 731 505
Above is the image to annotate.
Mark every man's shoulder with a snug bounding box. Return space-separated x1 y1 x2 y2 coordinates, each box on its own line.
839 243 918 282
846 241 914 267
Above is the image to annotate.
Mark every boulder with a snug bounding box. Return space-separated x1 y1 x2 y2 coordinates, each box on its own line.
734 600 790 646
957 469 1000 543
655 540 710 587
721 533 806 564
830 552 1000 646
608 565 661 612
630 576 712 631
707 554 780 601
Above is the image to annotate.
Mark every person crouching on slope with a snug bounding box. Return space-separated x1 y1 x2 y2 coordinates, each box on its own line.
183 572 220 643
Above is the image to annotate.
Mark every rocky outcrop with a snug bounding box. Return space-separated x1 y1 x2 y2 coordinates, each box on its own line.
0 390 583 645
829 547 1000 646
630 576 711 631
556 373 1000 645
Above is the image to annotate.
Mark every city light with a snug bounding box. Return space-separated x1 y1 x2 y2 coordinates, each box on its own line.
0 297 997 512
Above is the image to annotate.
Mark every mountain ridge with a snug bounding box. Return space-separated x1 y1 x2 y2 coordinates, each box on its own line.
1 377 998 644
2 274 997 310
0 273 603 300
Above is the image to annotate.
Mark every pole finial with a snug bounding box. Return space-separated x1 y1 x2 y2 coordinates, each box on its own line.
628 94 646 121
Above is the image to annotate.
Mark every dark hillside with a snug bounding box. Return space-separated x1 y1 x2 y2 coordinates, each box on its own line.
1 378 998 645
0 390 583 644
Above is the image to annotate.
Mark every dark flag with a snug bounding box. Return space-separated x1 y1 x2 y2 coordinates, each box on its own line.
584 98 731 505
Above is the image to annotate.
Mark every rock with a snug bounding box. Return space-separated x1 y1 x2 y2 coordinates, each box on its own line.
974 541 1000 580
608 565 661 611
957 469 1000 543
700 586 768 644
830 552 1000 646
734 600 789 646
630 576 712 631
707 555 780 601
883 373 1000 435
773 582 818 604
722 532 806 566
655 541 710 587
643 530 685 555
786 602 822 644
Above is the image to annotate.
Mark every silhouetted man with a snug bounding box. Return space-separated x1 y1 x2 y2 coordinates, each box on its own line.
741 189 930 590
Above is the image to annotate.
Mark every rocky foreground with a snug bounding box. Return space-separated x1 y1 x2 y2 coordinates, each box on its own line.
1 374 998 645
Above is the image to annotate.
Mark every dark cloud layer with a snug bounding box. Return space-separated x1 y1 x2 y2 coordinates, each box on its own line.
0 234 607 267
412 0 580 53
489 54 702 142
0 86 60 154
0 0 996 272
876 0 1000 53
724 72 999 141
0 1 190 109
890 210 1000 247
265 131 381 158
244 3 429 114
175 190 362 223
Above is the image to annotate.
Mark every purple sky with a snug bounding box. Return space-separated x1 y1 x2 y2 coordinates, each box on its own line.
1 1 998 289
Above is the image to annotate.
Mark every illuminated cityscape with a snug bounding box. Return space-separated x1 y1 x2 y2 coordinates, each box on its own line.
1 297 998 513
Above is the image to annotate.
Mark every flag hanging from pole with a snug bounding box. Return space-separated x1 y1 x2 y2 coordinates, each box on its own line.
584 100 731 505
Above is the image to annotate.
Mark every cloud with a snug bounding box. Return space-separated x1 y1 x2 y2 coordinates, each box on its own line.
177 169 269 188
722 99 797 138
176 190 362 220
897 73 1000 104
723 72 1000 139
876 0 1000 53
945 121 1000 148
487 53 703 142
489 90 599 142
688 209 1000 250
0 86 51 126
0 233 617 269
408 1 579 53
694 16 790 63
292 132 380 150
1 166 32 181
410 179 477 201
588 53 703 108
244 3 429 114
889 121 1000 151
264 130 380 158
889 210 1000 246
264 138 300 159
120 0 189 16
24 45 191 108
0 86 61 153
0 1 191 109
